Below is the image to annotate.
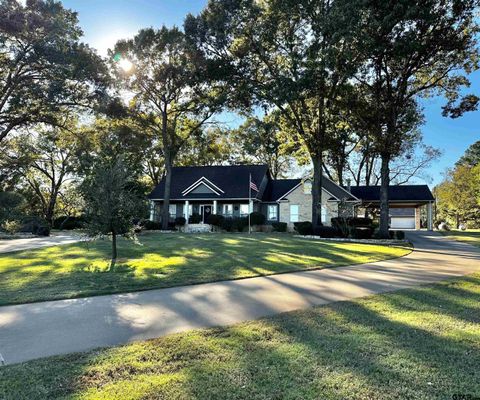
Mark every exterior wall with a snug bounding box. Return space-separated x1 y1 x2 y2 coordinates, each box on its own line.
278 184 338 229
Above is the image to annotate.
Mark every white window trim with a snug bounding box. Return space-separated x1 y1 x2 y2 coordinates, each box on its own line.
267 204 278 221
222 204 233 216
169 204 177 217
239 204 249 216
182 177 224 196
290 204 299 223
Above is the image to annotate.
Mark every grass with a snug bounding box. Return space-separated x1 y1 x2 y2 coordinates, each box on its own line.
1 272 479 400
439 229 480 248
0 233 410 306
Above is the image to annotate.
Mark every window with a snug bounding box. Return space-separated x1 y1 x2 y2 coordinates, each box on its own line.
169 204 176 217
303 180 312 194
321 205 327 223
240 204 249 216
268 204 278 221
222 204 233 216
290 205 299 222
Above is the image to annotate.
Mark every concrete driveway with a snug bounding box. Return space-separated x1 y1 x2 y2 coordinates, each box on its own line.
0 231 479 365
0 231 83 254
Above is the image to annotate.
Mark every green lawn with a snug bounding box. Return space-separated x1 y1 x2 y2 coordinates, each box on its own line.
1 273 478 400
0 233 410 306
439 229 480 248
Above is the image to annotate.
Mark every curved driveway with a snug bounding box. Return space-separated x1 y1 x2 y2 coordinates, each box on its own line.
1 231 479 365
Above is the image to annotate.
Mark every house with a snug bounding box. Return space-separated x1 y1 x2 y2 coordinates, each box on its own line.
148 164 435 230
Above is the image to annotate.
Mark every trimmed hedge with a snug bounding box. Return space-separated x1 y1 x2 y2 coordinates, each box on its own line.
313 226 341 238
175 217 186 226
206 214 225 226
249 212 266 226
271 222 287 232
189 213 202 224
294 221 313 235
141 220 162 230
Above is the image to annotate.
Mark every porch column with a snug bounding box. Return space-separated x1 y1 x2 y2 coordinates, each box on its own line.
184 200 190 223
427 201 433 231
415 207 421 230
149 200 155 221
213 200 217 214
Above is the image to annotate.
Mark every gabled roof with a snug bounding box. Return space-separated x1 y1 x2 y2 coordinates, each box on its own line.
262 179 302 202
323 176 359 201
349 185 435 202
149 164 269 200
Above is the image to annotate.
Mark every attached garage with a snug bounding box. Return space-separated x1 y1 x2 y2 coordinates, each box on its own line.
391 216 415 229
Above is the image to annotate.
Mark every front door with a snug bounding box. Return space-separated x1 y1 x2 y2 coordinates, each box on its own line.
200 204 212 224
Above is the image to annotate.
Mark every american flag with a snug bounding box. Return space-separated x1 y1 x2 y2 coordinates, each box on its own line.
250 179 258 192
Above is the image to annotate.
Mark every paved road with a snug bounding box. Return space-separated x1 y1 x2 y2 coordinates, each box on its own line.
0 231 479 365
0 232 83 254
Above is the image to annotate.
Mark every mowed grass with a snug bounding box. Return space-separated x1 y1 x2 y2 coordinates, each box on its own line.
1 273 479 400
440 229 480 248
0 233 410 306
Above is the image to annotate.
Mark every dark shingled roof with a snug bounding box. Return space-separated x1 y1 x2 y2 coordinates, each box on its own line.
349 185 435 202
149 165 269 200
262 179 301 202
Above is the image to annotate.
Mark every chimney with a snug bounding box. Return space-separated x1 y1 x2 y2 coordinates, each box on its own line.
346 179 352 192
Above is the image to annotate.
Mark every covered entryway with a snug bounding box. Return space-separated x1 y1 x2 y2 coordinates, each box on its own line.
199 204 212 223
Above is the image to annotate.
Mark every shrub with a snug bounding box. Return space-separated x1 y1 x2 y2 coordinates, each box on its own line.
294 221 313 235
1 220 21 235
249 211 265 226
348 217 373 227
206 214 225 226
233 217 248 232
392 230 405 240
221 218 234 232
313 226 341 238
331 217 349 237
189 213 202 224
271 222 287 232
35 225 51 236
53 216 85 230
141 220 162 230
174 217 186 226
349 226 374 239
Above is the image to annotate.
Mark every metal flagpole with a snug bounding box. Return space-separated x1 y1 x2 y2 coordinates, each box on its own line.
248 173 251 234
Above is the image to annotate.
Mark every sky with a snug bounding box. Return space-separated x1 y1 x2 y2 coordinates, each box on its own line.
61 0 479 187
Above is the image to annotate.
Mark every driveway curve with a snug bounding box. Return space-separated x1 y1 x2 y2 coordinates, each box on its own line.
0 231 479 365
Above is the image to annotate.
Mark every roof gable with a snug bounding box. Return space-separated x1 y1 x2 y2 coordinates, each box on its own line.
181 177 224 196
349 185 435 202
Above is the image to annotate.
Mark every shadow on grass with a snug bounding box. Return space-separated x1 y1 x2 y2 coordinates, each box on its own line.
1 274 479 399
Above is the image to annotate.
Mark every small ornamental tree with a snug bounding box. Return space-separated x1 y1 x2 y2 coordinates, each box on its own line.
81 157 146 270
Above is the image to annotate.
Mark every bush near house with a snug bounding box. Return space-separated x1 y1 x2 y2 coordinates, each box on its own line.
313 226 342 238
141 220 162 230
189 213 202 224
206 214 225 226
294 221 314 235
174 217 186 226
271 222 287 232
249 211 266 225
52 216 85 230
332 217 374 239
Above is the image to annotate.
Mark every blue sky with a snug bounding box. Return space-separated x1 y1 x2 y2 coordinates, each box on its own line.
62 0 479 186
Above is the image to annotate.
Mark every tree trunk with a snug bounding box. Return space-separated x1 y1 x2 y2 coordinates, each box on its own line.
110 230 117 271
379 154 391 238
312 154 323 228
161 152 173 230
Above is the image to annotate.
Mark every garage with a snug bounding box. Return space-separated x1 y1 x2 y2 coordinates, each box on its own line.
391 216 415 229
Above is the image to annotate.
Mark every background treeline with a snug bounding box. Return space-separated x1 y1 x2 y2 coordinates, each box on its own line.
0 0 478 239
435 140 480 228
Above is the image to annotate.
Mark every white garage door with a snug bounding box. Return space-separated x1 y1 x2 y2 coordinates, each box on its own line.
391 217 415 229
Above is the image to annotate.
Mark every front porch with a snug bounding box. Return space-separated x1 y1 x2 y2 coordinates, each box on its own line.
149 200 259 224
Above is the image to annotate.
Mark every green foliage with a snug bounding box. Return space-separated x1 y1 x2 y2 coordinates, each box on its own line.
456 140 480 168
81 157 146 267
249 211 265 226
271 222 287 232
52 216 85 230
174 217 186 226
0 0 109 143
0 191 25 222
293 221 313 236
141 220 162 230
1 220 21 235
188 213 202 224
206 214 224 226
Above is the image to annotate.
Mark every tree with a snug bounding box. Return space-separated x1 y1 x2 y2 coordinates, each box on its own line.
81 157 145 270
354 0 479 237
231 114 292 178
435 164 480 228
456 140 480 167
1 122 82 226
0 0 109 143
112 26 225 229
187 0 363 226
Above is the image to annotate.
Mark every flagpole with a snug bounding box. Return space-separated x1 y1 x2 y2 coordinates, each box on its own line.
248 173 251 234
